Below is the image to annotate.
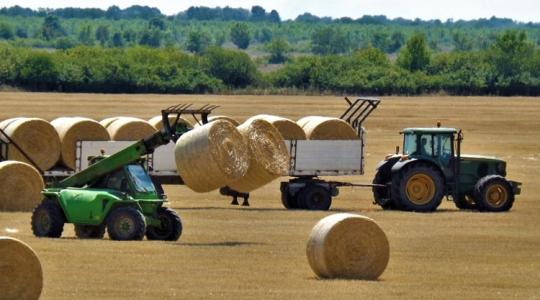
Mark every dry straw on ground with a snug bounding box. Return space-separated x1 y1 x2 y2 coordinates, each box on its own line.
105 117 157 141
51 117 110 170
297 116 358 140
175 120 249 192
0 161 44 212
0 236 43 300
228 118 289 192
148 115 193 131
0 117 61 171
246 114 306 140
306 213 390 280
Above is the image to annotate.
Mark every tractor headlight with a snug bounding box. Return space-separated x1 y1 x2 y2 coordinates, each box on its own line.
496 162 506 176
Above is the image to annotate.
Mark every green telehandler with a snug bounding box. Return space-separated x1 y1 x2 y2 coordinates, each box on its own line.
30 104 215 241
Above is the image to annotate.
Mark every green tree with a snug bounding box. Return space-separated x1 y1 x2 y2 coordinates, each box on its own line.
267 37 289 63
311 27 352 55
95 25 110 46
388 32 406 53
0 23 14 39
19 52 58 89
397 33 431 72
186 31 211 54
78 25 94 45
490 30 533 78
139 29 161 47
230 23 250 49
40 15 66 40
203 46 258 87
111 32 124 47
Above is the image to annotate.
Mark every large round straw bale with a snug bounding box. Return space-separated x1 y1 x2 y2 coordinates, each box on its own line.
175 120 249 193
0 161 44 211
99 117 123 129
51 117 110 170
306 213 390 280
148 115 193 131
0 117 61 171
194 115 240 127
247 114 306 140
228 119 289 192
106 117 157 141
297 116 358 140
0 236 43 300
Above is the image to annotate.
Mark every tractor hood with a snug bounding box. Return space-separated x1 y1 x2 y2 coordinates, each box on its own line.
460 154 504 163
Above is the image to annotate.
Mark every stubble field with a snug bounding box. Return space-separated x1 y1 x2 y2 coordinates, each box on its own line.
0 92 539 299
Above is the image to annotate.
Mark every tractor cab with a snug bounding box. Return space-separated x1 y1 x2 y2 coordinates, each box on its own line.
89 163 160 200
402 127 457 175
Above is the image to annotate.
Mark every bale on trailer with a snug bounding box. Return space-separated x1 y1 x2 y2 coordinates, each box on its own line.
99 117 123 128
247 114 306 140
0 236 43 300
174 120 249 192
51 117 110 170
149 115 193 131
228 118 289 192
0 161 44 212
106 117 157 141
306 213 389 280
194 115 240 127
297 116 358 140
0 117 61 171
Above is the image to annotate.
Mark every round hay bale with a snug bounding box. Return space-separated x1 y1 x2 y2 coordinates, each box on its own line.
246 114 306 140
306 213 390 280
195 115 240 127
175 120 249 193
148 115 193 131
106 117 157 141
0 117 61 171
0 161 44 211
99 117 123 129
51 117 111 170
0 236 43 299
297 116 358 140
228 119 289 193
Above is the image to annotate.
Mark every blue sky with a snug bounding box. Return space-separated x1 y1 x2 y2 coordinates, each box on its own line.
1 0 539 22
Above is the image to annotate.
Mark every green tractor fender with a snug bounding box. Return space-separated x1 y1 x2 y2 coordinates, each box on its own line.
390 157 447 189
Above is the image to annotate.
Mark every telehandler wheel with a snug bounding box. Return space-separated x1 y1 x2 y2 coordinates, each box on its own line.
474 175 514 212
392 164 444 212
146 207 182 241
107 207 146 241
298 185 332 211
372 171 397 210
75 225 106 239
31 199 65 238
453 194 476 210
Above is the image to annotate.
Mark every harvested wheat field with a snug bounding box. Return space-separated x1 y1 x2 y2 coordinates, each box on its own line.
0 92 539 299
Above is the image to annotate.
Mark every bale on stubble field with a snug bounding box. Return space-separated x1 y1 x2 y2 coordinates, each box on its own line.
0 236 43 300
306 213 390 280
0 117 61 171
247 114 306 140
297 116 358 140
105 117 157 141
174 120 249 193
148 115 193 131
228 118 289 192
0 161 44 212
51 117 110 170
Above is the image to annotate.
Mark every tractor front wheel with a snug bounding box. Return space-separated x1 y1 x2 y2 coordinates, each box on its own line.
31 199 65 238
474 175 514 212
146 207 182 241
107 207 146 241
392 164 444 212
75 225 106 239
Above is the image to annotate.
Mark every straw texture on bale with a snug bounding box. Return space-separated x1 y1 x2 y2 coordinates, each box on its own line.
0 117 61 171
175 120 249 193
228 119 289 192
51 117 110 170
99 117 123 128
106 117 157 141
0 161 44 212
297 116 358 140
149 115 192 131
0 236 43 300
195 115 240 127
246 114 306 140
306 213 390 280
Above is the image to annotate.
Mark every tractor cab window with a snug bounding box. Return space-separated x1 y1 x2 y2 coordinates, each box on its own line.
418 134 434 156
434 134 453 165
92 168 130 192
126 164 156 193
403 133 417 155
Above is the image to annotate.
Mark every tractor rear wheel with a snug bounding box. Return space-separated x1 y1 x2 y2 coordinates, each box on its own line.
453 194 476 210
298 185 332 210
146 207 182 241
31 199 65 238
474 175 514 212
75 225 106 239
373 170 396 210
392 164 444 212
107 207 146 241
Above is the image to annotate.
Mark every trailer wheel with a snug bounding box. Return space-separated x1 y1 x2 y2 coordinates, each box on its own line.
298 185 332 211
372 171 396 210
392 164 444 212
146 207 183 241
75 225 106 239
31 199 65 238
280 182 299 209
107 207 146 241
474 175 514 212
453 194 476 210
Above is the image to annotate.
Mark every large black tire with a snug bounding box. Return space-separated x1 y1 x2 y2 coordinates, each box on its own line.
146 207 182 241
280 183 299 209
106 207 146 241
453 194 477 210
31 199 65 238
298 185 332 211
372 170 397 210
75 224 106 239
392 164 444 212
474 175 514 212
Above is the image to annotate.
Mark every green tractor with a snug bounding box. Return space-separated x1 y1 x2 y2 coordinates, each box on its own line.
31 104 214 241
372 126 521 212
